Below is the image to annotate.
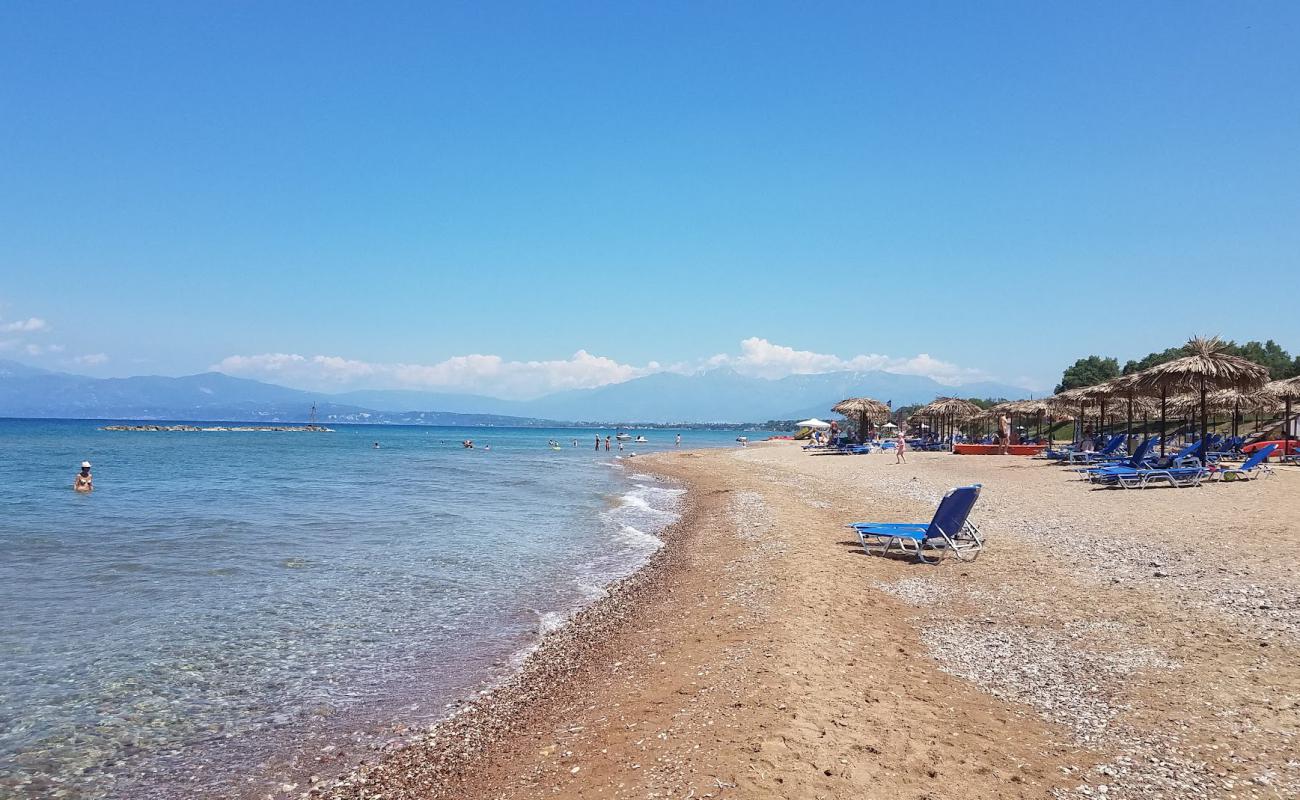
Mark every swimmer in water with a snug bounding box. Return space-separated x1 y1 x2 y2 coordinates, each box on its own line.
74 461 93 493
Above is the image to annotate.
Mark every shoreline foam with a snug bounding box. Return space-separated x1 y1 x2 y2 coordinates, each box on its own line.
307 464 699 800
299 442 1300 799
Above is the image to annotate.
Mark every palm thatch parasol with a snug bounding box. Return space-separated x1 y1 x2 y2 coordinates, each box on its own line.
1168 388 1278 415
914 397 983 450
1049 386 1105 444
1132 336 1271 457
1077 373 1163 452
832 397 891 444
918 397 983 419
1264 376 1300 456
985 399 1053 443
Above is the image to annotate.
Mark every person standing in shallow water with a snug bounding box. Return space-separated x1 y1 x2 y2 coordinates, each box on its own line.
74 461 93 493
675 433 681 448
605 435 611 451
595 434 600 451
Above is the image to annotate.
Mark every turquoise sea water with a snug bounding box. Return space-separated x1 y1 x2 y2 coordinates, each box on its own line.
0 419 771 799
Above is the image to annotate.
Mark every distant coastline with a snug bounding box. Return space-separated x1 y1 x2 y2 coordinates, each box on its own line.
101 424 334 432
2 415 794 431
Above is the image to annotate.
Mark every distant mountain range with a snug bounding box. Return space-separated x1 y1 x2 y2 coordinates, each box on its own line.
0 360 1030 425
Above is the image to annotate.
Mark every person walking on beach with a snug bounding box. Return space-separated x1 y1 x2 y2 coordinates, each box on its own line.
894 433 907 464
998 413 1011 455
675 433 681 448
74 461 93 493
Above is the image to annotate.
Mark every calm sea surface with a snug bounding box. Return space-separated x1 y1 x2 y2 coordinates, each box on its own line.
0 419 770 798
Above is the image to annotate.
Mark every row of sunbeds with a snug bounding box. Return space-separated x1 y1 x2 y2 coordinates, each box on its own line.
840 437 1282 565
803 439 900 455
1049 435 1275 488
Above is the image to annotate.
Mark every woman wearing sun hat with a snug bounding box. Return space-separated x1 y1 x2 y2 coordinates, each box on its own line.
74 461 93 493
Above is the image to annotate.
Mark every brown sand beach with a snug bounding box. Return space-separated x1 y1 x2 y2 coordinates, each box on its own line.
308 442 1299 800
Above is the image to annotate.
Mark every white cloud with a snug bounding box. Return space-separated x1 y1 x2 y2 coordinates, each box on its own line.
0 314 65 358
213 337 1000 398
212 350 656 398
0 317 49 333
72 353 110 366
23 342 64 356
710 337 989 386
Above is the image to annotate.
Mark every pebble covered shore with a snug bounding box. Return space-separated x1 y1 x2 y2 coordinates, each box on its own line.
271 444 1297 800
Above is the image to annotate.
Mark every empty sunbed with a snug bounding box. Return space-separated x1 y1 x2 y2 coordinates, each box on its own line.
847 484 984 563
1212 444 1276 481
1080 438 1156 479
1060 434 1126 464
1109 464 1206 489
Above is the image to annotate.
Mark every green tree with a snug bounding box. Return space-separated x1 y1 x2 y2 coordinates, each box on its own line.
892 403 922 424
1123 339 1298 379
1122 347 1184 375
1227 339 1294 379
1056 356 1119 393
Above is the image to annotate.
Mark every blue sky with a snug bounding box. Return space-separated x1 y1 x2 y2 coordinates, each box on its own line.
2 2 1298 397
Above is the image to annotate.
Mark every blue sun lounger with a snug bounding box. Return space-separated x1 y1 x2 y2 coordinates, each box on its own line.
1213 443 1276 481
1108 463 1206 489
1080 438 1156 478
847 484 984 564
1090 440 1209 488
1061 434 1126 464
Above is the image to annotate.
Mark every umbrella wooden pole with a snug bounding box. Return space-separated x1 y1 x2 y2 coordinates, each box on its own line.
1200 375 1209 459
1160 386 1167 458
1287 399 1293 459
1127 394 1135 455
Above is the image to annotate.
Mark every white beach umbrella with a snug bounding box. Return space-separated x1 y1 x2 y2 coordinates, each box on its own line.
880 422 898 429
796 418 832 429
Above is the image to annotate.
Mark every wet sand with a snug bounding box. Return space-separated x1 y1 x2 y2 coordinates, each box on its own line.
308 442 1300 800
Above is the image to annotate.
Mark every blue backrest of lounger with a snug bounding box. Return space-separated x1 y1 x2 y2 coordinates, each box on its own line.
1169 441 1201 465
1127 438 1153 465
1239 444 1277 471
926 484 981 539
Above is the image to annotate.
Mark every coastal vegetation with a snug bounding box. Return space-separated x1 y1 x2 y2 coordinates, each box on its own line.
1057 339 1299 393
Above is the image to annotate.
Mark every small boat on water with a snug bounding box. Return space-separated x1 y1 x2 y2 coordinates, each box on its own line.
615 431 632 441
633 435 649 444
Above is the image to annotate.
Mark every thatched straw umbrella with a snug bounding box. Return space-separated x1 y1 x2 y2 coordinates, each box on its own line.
1095 373 1145 452
916 397 982 449
1264 377 1300 457
1008 398 1056 443
832 397 891 444
1049 386 1098 444
1167 389 1276 441
1132 336 1271 458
